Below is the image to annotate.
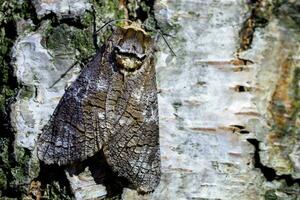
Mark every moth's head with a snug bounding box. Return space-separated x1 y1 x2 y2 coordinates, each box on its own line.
113 23 153 71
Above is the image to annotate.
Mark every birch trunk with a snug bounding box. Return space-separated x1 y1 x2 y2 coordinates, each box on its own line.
0 0 299 199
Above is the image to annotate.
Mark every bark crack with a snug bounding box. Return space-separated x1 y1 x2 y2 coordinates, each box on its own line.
238 0 269 52
247 139 300 186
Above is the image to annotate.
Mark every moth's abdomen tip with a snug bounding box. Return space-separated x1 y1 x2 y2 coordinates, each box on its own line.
136 183 158 194
136 175 161 194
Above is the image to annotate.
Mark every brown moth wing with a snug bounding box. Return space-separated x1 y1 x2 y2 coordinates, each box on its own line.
37 49 112 165
37 25 161 192
102 28 161 193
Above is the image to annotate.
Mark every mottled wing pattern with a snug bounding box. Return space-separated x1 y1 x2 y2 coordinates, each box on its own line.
37 26 161 193
103 55 161 193
37 52 111 165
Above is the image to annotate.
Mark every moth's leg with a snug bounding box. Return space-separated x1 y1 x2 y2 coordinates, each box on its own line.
49 55 95 89
159 31 176 56
49 61 79 88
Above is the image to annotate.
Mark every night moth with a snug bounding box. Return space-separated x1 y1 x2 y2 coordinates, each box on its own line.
37 23 161 193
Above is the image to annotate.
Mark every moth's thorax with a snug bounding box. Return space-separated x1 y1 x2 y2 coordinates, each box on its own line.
113 25 152 71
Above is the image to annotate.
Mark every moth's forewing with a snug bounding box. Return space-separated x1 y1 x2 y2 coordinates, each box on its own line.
37 50 109 165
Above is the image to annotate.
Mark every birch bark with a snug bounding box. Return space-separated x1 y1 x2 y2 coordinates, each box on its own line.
0 0 299 199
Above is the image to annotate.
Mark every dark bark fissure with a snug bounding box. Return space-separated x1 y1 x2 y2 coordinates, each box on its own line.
124 0 155 23
239 1 300 53
239 0 269 52
35 163 73 199
1 148 32 199
24 0 87 30
0 7 23 199
21 0 40 27
40 12 87 30
247 139 300 186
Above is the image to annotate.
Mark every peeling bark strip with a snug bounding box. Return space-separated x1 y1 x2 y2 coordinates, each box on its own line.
37 23 161 194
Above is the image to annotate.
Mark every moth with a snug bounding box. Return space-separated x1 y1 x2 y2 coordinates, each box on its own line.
37 22 161 193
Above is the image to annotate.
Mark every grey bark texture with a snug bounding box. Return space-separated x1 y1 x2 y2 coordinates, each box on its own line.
0 0 299 199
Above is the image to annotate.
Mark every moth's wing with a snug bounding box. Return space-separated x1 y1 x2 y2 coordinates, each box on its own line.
103 62 161 193
37 52 110 165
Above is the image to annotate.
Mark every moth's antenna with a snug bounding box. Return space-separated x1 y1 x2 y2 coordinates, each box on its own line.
49 55 95 89
159 31 176 57
49 61 79 88
95 19 176 56
49 21 176 89
141 24 177 57
95 19 133 34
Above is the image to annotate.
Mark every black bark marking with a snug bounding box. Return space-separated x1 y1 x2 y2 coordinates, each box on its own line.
247 139 300 185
